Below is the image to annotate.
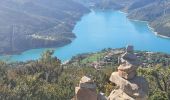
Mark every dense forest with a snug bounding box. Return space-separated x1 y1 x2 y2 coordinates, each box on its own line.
0 49 170 100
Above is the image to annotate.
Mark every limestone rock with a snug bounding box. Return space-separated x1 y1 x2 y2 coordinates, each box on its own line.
75 76 98 100
76 87 98 100
108 45 148 100
108 89 135 100
118 64 137 73
118 64 137 79
121 53 140 66
118 69 137 80
109 72 148 99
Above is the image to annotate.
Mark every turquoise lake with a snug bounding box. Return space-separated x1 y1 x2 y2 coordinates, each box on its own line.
1 10 170 62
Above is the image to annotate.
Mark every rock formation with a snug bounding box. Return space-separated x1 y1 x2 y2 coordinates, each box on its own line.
74 76 107 100
75 76 98 100
108 45 149 100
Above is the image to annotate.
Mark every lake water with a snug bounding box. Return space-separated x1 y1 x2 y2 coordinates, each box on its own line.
1 10 170 62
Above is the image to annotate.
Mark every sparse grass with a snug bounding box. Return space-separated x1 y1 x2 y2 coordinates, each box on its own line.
81 52 106 64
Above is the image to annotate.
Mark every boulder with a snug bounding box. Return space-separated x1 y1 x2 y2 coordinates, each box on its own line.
108 45 148 100
118 69 137 80
75 76 98 100
118 64 137 73
79 76 96 89
118 64 137 79
76 87 98 100
108 89 135 100
109 72 148 99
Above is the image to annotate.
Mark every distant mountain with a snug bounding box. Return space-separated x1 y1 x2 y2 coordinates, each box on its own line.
78 0 170 38
0 0 89 54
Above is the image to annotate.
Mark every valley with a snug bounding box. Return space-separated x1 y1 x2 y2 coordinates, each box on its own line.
1 10 170 62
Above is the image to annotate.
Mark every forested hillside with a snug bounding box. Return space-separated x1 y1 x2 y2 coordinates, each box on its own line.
0 0 89 54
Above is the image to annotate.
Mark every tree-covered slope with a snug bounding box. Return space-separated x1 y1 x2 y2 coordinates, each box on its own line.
0 0 89 54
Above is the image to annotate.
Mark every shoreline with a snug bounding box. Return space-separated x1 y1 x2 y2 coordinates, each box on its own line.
117 10 170 39
132 19 170 39
0 11 90 57
128 17 170 39
147 24 170 39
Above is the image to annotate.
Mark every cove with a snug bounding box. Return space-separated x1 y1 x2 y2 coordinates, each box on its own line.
1 10 170 62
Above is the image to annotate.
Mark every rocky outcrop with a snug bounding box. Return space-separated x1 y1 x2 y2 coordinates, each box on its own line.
108 45 149 100
73 45 148 100
75 76 98 100
74 76 107 100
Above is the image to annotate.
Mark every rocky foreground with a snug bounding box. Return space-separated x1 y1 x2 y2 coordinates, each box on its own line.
0 46 170 99
108 46 148 100
73 46 149 100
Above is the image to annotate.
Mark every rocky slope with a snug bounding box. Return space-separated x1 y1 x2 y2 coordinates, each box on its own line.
0 0 89 54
